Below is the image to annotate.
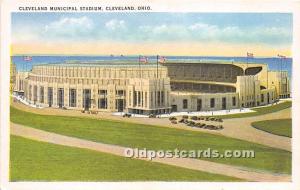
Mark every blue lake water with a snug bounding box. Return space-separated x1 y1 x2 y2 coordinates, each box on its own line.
12 55 292 77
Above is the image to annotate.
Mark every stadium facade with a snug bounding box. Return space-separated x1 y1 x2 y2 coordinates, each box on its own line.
14 61 290 114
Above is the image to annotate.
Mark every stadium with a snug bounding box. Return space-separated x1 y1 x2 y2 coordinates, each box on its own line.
13 60 290 115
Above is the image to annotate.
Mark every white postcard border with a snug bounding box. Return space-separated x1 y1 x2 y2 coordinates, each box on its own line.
1 0 300 190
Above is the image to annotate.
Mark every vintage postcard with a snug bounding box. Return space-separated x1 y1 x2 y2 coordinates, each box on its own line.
1 0 300 190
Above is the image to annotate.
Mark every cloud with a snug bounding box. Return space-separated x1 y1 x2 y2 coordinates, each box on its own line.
135 22 292 45
188 23 219 32
43 16 94 39
12 16 292 46
137 24 189 41
105 19 126 30
190 22 292 44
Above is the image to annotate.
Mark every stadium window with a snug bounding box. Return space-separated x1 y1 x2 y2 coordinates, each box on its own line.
150 92 153 107
129 91 132 106
116 90 125 96
138 91 141 106
33 85 37 102
210 98 215 108
133 91 137 106
69 89 77 107
40 86 44 103
183 99 188 109
261 94 264 102
141 91 144 107
145 92 148 107
99 90 107 95
157 91 160 106
232 97 236 106
98 98 107 109
29 85 32 100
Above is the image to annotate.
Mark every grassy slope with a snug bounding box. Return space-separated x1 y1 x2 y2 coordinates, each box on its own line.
10 135 241 181
252 119 292 138
218 101 291 119
10 106 291 174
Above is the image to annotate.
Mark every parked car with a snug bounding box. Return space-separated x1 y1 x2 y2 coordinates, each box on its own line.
123 113 132 118
187 121 196 126
169 116 177 121
182 115 189 119
171 120 177 124
216 125 224 130
149 114 156 118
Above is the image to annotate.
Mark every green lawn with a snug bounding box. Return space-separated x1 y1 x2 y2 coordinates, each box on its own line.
10 135 241 181
10 106 291 174
252 119 292 138
218 101 291 119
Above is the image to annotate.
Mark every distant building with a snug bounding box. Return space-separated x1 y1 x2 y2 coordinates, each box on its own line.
10 63 17 92
14 60 290 114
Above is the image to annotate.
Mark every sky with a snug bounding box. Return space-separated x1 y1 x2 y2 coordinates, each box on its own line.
11 12 293 56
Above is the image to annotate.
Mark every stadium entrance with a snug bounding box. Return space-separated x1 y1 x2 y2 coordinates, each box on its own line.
58 88 64 108
116 99 125 112
171 105 177 112
222 97 226 110
48 87 53 107
197 99 202 111
83 89 91 111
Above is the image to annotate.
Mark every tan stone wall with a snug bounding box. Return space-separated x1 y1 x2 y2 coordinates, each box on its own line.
126 78 171 114
14 72 29 92
267 71 290 98
31 64 168 79
260 89 276 105
170 92 239 112
236 75 276 107
17 65 171 113
236 75 261 107
14 61 285 113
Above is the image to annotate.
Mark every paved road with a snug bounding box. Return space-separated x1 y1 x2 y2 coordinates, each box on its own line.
11 123 291 182
221 108 291 151
11 101 291 151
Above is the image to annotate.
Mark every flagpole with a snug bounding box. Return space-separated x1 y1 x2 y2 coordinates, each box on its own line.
22 56 25 71
246 52 248 76
139 55 141 78
156 55 159 78
280 55 283 98
280 55 282 98
277 54 285 98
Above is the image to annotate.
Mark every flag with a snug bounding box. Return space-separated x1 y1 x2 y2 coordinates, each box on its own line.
23 56 32 61
139 56 148 64
277 54 286 59
158 56 166 63
247 52 254 58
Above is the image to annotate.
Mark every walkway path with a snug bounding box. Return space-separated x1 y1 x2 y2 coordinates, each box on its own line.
221 108 291 151
11 123 291 182
11 101 291 151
